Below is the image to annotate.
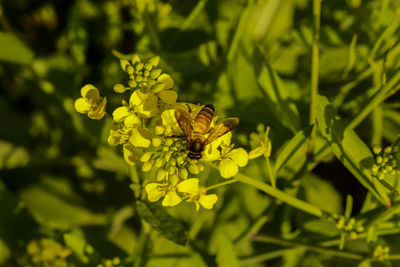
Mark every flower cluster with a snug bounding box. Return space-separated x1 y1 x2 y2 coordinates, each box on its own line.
74 84 107 120
74 54 249 210
97 257 121 267
335 215 364 240
248 124 271 159
373 245 390 262
371 144 400 180
25 238 71 267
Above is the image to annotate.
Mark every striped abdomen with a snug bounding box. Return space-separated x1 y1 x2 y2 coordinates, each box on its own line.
193 104 215 134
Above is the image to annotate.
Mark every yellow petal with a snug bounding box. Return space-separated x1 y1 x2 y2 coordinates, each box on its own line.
157 73 174 90
161 109 182 136
209 131 232 148
162 191 181 206
145 183 164 202
113 106 131 122
203 143 221 161
123 143 138 165
158 90 178 104
199 194 218 209
130 90 147 106
227 148 248 167
248 146 264 159
74 98 91 114
176 178 199 194
138 93 158 118
88 97 107 120
81 84 100 101
108 126 123 146
124 113 141 128
219 158 238 178
129 127 151 148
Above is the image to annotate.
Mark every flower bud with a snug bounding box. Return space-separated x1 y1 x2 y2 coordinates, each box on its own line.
152 138 162 147
128 80 137 88
167 166 176 175
154 158 164 168
178 168 188 179
140 151 154 162
373 145 382 154
141 160 154 172
188 164 199 174
157 168 167 181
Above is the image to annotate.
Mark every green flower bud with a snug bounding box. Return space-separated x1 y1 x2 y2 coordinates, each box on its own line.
154 158 164 168
164 151 173 161
145 56 160 70
167 166 176 175
165 138 174 146
373 145 382 154
371 164 379 175
378 172 385 180
140 151 154 162
136 76 143 82
136 62 144 71
188 164 199 174
179 168 188 179
384 146 392 154
131 54 140 65
120 59 130 72
141 160 154 172
150 68 162 79
383 156 389 163
143 69 150 78
113 257 121 265
176 156 185 165
376 156 383 164
157 168 167 181
152 137 162 147
349 231 358 240
113 83 128 93
127 66 134 75
128 80 137 88
356 225 364 232
169 158 176 166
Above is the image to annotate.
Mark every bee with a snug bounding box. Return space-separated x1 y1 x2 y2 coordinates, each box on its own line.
175 104 239 159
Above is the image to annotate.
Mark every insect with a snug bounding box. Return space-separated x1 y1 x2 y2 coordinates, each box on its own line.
174 104 239 159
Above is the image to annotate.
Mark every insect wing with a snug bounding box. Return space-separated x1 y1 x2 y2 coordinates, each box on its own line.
204 117 239 145
175 108 193 140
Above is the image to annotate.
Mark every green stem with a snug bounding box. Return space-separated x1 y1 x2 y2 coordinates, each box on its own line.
168 0 208 49
347 69 400 129
240 248 305 265
308 0 321 155
130 166 141 199
253 235 363 260
142 10 161 52
265 156 276 188
236 173 325 218
227 5 250 61
205 178 237 191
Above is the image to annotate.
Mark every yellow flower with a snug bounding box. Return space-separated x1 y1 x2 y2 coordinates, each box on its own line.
145 174 182 207
218 145 248 178
74 84 107 120
176 178 218 211
249 125 271 159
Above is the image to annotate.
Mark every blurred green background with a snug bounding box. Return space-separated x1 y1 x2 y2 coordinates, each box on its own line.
1 0 400 266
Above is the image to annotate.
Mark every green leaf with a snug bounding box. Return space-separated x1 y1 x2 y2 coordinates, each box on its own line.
0 32 34 64
216 230 240 267
316 95 390 205
19 185 107 229
301 174 343 214
64 228 94 264
302 219 340 237
257 64 300 132
136 200 188 246
273 125 313 176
